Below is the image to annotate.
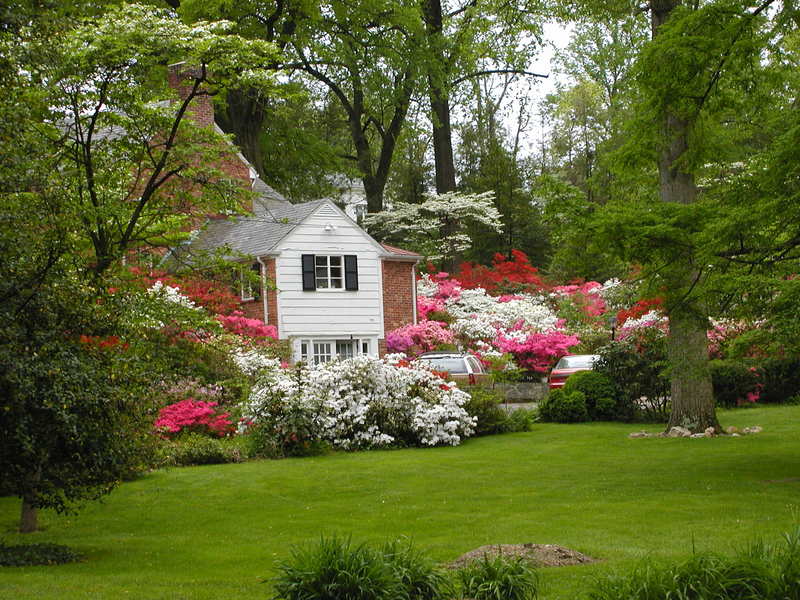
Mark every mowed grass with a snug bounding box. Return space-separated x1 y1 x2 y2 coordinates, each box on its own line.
1 405 799 599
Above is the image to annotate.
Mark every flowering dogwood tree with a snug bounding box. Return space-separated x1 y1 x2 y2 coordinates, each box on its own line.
364 191 503 266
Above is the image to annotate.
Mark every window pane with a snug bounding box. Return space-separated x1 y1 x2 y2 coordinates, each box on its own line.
315 267 327 277
330 266 342 277
329 277 343 289
317 279 329 289
329 256 341 266
315 256 327 267
361 340 370 354
336 340 354 358
314 342 332 364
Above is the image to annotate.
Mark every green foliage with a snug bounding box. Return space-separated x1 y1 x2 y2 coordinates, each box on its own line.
457 554 539 600
594 338 669 423
589 527 800 600
272 536 449 600
759 358 800 405
709 360 761 408
563 370 618 420
538 389 589 423
464 388 508 436
157 434 247 467
0 541 82 567
463 388 534 435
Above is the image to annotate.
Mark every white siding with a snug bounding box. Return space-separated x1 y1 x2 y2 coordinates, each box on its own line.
274 202 385 342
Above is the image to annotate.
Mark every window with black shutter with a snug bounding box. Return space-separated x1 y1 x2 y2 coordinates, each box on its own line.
344 255 358 290
301 254 316 291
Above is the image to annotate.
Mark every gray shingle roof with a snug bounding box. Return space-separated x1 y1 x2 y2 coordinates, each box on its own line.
180 179 326 259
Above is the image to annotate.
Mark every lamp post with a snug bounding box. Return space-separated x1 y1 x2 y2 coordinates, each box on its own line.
609 315 618 341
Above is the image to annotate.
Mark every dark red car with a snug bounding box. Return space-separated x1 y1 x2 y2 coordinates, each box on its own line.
547 354 599 389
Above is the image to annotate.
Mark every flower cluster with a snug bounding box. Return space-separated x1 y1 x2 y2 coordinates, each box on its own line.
154 399 234 438
455 250 544 294
385 321 454 355
78 334 130 351
242 356 475 450
232 348 283 376
148 281 198 309
217 312 278 342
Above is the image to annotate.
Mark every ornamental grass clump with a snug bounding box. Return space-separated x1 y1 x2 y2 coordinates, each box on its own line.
457 554 540 600
588 527 800 600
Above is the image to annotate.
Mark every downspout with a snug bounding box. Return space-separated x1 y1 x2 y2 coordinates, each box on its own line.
257 256 268 324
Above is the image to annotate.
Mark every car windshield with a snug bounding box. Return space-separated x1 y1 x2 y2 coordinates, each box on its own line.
418 357 468 374
555 355 596 369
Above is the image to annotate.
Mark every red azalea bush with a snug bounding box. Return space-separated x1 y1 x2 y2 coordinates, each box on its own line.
616 297 663 326
455 250 545 295
154 399 234 438
130 267 240 315
553 281 606 317
79 334 130 351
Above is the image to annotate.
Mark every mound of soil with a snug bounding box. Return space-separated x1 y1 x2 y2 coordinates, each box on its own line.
448 543 597 569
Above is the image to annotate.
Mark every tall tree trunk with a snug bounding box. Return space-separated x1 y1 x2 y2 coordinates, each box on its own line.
652 1 720 433
20 496 38 533
423 0 457 195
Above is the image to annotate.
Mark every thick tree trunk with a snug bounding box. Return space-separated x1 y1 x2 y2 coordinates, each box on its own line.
423 0 457 195
667 312 721 432
20 496 38 533
652 0 720 433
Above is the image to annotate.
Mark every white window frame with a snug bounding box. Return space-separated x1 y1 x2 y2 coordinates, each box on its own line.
314 255 344 291
299 337 374 365
240 262 261 302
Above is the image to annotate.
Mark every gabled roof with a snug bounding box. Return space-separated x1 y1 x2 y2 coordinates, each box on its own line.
381 243 422 260
183 179 325 258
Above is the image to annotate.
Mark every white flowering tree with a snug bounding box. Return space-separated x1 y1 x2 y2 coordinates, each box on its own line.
364 190 503 267
0 4 280 533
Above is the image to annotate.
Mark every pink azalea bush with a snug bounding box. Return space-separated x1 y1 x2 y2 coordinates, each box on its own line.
386 321 454 355
154 399 234 438
495 331 580 372
217 312 278 342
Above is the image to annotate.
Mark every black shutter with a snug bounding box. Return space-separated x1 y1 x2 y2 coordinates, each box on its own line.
344 255 358 290
302 254 316 291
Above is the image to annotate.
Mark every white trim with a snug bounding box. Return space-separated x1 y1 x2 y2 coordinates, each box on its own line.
378 260 386 339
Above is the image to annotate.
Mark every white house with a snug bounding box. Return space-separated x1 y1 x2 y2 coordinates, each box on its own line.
165 62 421 363
184 178 420 363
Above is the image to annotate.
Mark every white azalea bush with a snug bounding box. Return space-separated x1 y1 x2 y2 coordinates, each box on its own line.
241 355 475 456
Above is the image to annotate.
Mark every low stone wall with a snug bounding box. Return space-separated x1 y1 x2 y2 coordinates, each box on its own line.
494 381 548 402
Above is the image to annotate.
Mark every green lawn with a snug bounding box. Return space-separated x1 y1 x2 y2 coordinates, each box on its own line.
2 405 799 599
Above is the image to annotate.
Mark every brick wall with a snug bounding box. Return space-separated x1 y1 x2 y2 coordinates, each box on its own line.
239 299 264 321
167 63 214 128
381 260 415 355
263 258 279 329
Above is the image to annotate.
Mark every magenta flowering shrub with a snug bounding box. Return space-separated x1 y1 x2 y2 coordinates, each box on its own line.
217 312 278 342
386 321 454 355
417 296 446 320
495 331 580 372
154 399 234 438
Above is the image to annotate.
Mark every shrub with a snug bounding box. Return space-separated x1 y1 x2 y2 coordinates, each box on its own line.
563 370 618 420
158 434 246 466
594 337 670 423
505 408 537 433
709 360 762 408
0 542 83 567
538 389 589 423
464 387 509 436
154 399 234 438
457 554 540 600
242 356 475 456
588 527 800 600
758 358 800 404
272 536 436 600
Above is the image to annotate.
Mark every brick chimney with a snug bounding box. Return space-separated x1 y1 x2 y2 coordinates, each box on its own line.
167 62 214 128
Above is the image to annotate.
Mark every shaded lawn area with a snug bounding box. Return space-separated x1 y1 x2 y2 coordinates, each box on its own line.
1 405 799 599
